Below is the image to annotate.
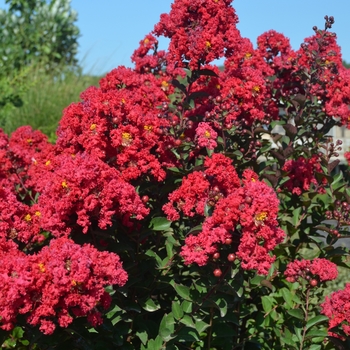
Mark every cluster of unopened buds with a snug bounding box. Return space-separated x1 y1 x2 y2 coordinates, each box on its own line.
207 186 224 207
326 199 350 229
327 139 343 158
212 249 237 278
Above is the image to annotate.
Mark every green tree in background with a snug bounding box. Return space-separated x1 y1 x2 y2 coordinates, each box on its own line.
343 60 350 68
0 0 80 75
0 0 86 138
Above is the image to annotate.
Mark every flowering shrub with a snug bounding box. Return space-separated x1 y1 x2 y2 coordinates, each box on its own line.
1 1 350 349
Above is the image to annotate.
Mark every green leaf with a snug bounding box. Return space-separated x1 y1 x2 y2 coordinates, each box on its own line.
159 313 175 341
212 297 228 317
292 206 302 227
168 167 182 173
173 283 191 301
182 300 193 313
149 217 172 231
308 345 321 350
250 274 265 286
281 328 295 346
306 315 329 331
261 296 274 314
172 301 184 320
177 328 200 342
136 330 148 345
294 326 302 343
152 335 163 350
187 225 203 235
166 241 173 259
12 326 24 339
179 315 196 328
280 288 294 309
141 298 161 312
194 319 210 334
288 308 304 320
306 329 328 338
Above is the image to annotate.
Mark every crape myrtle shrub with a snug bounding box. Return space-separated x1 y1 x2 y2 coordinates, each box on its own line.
1 0 350 349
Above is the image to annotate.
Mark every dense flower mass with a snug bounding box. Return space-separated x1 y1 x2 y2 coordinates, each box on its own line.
284 258 338 283
282 155 326 195
35 153 149 236
0 237 127 334
153 0 240 69
0 0 349 342
322 283 350 337
165 155 285 275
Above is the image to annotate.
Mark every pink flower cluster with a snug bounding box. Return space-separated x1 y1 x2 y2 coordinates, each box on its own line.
153 0 239 69
0 126 145 333
1 0 349 337
282 155 326 195
322 283 350 337
56 68 178 182
0 237 127 334
284 258 338 283
164 154 285 275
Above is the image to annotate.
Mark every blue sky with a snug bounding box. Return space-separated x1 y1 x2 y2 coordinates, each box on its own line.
1 1 350 75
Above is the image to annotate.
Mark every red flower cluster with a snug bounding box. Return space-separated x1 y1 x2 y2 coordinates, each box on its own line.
282 155 326 195
195 122 218 150
153 0 239 69
0 126 144 333
0 237 127 334
284 258 338 283
56 68 178 182
35 153 149 236
2 0 349 337
164 154 284 275
322 283 350 337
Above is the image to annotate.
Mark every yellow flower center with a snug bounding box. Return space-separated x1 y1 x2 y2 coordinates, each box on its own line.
121 98 126 104
24 214 31 222
26 139 32 143
122 132 131 140
144 125 153 131
144 38 150 45
216 84 221 90
45 160 51 166
38 263 46 273
253 85 260 92
245 52 252 59
205 41 211 48
90 124 96 131
122 132 132 146
35 211 41 217
62 181 68 189
204 130 211 138
255 211 268 222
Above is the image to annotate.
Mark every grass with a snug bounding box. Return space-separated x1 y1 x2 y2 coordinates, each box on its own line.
0 65 101 142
